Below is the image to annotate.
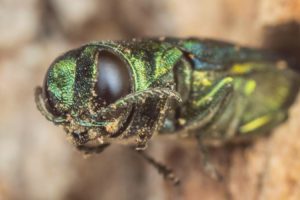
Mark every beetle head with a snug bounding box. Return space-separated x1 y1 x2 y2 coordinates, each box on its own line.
36 40 182 146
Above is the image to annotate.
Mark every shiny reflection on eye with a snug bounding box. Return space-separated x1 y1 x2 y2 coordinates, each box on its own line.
96 50 131 105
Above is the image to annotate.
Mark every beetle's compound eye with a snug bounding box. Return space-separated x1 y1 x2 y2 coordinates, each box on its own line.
96 51 131 105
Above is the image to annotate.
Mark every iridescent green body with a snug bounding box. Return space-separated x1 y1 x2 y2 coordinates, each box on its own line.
35 37 299 150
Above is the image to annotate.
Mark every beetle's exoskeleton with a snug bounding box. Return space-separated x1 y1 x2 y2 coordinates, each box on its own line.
35 37 299 184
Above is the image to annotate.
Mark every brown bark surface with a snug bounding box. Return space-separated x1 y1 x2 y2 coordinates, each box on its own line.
0 0 300 199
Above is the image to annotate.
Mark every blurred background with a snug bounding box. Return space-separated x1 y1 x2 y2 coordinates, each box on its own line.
1 0 300 199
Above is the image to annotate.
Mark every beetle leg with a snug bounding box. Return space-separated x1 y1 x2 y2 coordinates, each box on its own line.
181 77 234 132
76 143 110 155
135 98 171 150
185 77 234 180
134 149 180 186
69 130 110 154
88 87 182 150
103 87 182 150
196 136 223 181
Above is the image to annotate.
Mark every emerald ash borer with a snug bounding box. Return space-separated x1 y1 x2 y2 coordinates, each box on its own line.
35 37 300 184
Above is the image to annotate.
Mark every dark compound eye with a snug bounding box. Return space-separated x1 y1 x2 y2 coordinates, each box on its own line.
96 50 131 105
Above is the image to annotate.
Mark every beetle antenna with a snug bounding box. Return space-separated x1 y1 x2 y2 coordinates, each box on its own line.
34 87 66 124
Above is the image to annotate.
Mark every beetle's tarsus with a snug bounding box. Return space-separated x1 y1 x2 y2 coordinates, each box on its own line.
135 149 181 186
76 143 110 155
197 138 223 181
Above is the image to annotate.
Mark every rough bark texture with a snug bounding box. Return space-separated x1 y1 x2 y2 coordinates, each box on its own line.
0 0 300 200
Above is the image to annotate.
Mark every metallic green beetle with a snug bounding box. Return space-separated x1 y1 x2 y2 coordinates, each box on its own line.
35 37 299 183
